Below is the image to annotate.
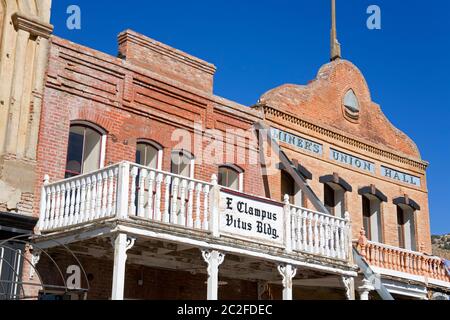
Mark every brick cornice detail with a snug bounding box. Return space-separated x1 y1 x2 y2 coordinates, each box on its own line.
12 12 54 39
118 30 217 76
262 105 428 171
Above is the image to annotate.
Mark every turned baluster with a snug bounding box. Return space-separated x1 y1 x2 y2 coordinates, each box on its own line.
145 171 155 220
154 173 163 221
358 228 368 260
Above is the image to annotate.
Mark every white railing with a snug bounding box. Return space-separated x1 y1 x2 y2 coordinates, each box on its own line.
128 163 213 230
38 161 352 263
39 162 214 233
39 164 121 232
290 204 351 261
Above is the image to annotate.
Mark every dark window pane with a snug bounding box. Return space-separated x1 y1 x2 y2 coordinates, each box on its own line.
65 129 84 178
362 196 371 241
324 184 335 215
136 149 142 165
281 171 295 203
397 206 405 248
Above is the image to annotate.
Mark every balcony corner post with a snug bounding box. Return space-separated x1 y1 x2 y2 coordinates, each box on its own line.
357 279 375 300
341 276 355 300
111 232 135 300
345 212 353 263
117 161 130 220
278 264 297 300
209 174 220 238
284 194 292 254
201 249 225 300
38 174 50 233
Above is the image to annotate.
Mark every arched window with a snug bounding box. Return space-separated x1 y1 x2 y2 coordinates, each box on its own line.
320 174 352 218
343 89 360 120
394 197 420 251
136 140 162 170
359 186 387 243
171 150 194 178
218 165 243 191
65 123 106 178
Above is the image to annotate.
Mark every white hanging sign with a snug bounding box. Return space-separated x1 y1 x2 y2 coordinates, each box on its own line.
219 189 285 246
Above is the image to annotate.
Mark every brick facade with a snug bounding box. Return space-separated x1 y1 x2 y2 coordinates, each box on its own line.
32 29 433 299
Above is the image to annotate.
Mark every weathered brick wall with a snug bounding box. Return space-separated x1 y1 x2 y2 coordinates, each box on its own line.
35 30 431 256
260 59 431 252
118 30 216 93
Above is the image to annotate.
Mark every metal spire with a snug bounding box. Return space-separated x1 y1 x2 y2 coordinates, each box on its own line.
330 0 341 61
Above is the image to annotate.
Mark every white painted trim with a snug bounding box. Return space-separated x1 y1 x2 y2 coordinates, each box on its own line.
157 149 163 171
136 139 164 171
371 266 450 289
238 172 244 192
34 225 116 249
113 225 357 277
100 134 107 169
381 279 428 300
69 121 107 170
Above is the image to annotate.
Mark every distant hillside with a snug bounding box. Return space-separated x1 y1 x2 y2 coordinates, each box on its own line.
432 234 450 260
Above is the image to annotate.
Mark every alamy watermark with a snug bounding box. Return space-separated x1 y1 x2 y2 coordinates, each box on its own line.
170 121 280 176
66 5 81 30
367 5 382 30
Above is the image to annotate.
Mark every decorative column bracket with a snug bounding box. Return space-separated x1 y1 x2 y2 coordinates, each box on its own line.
111 233 136 300
28 245 41 280
201 250 225 300
278 264 297 300
110 234 136 253
341 276 355 300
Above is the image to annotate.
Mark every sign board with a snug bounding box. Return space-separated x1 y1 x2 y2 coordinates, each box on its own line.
381 166 421 187
219 189 285 246
271 128 323 156
330 148 375 174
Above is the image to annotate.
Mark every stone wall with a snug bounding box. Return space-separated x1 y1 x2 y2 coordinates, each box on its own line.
0 0 53 216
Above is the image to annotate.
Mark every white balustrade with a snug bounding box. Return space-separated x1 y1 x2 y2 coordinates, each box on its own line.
128 164 213 231
290 205 350 261
38 162 354 264
39 164 120 231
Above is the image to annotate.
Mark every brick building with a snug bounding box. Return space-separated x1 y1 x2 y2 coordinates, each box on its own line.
1 1 449 300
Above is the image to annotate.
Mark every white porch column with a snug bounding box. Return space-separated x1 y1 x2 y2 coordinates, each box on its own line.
278 264 297 300
341 276 355 300
201 250 225 300
111 233 136 300
357 279 375 300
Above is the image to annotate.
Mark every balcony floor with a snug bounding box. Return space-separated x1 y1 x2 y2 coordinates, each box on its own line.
34 217 357 279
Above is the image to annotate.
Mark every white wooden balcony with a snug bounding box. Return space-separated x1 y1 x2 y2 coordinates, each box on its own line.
38 161 352 263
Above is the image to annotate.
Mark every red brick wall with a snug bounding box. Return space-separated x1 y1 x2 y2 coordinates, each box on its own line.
34 31 432 253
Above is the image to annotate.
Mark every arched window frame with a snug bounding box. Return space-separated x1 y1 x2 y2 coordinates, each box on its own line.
171 149 195 179
136 139 163 170
218 164 244 192
65 121 107 177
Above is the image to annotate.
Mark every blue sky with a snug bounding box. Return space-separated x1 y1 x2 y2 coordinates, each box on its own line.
50 0 450 234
